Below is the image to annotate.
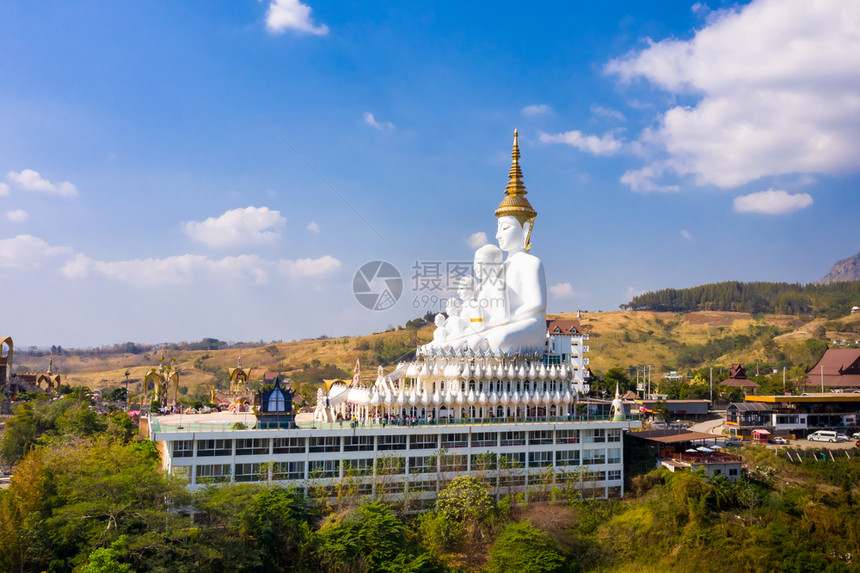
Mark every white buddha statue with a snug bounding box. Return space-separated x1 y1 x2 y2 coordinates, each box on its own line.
465 129 547 353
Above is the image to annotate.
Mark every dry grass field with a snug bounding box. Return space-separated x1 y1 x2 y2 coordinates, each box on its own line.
11 309 857 400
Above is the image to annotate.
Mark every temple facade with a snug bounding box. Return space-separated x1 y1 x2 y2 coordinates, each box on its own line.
147 132 639 507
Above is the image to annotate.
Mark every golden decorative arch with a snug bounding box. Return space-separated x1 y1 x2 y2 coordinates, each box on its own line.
36 373 61 392
229 367 251 393
0 337 13 383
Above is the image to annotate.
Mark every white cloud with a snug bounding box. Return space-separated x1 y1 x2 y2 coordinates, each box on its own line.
590 104 625 121
539 129 623 156
606 0 860 190
363 112 394 130
625 286 644 300
278 255 341 278
522 104 551 116
7 169 78 197
0 235 73 269
733 189 813 215
549 282 576 299
61 253 274 287
620 163 680 193
184 206 286 248
0 182 8 196
62 252 341 287
265 0 328 35
307 221 320 233
466 232 488 249
681 229 692 240
6 209 29 222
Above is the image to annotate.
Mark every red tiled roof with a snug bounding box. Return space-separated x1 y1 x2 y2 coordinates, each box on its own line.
805 349 860 389
546 319 583 335
720 378 760 389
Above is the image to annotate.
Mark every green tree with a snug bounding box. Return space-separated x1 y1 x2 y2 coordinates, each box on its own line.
486 520 564 573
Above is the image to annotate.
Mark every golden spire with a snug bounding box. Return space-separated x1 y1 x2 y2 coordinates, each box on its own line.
495 129 537 249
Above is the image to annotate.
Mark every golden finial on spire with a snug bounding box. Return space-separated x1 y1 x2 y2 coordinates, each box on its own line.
495 129 537 250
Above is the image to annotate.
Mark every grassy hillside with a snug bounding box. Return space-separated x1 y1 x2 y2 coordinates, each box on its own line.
11 310 859 402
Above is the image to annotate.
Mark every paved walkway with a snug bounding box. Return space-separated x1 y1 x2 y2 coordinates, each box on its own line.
690 416 726 435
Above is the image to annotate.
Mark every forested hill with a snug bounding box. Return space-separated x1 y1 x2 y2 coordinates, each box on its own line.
620 280 860 317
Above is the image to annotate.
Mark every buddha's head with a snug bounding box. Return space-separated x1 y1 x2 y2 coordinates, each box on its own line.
494 129 536 251
474 244 503 280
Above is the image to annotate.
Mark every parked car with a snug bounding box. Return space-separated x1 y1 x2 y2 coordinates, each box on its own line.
856 440 860 448
724 438 743 447
836 433 850 442
770 436 789 445
851 432 860 439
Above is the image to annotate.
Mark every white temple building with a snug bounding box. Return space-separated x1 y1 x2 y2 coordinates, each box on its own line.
147 131 639 507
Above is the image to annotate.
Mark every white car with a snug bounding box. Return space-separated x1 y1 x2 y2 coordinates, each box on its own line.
836 434 850 442
770 436 789 445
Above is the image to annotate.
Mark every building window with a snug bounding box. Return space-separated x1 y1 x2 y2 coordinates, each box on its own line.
309 436 340 453
441 433 468 449
439 454 468 472
471 432 497 448
236 438 269 456
197 464 231 484
470 452 498 471
173 440 194 458
729 468 739 476
197 439 231 457
529 451 553 468
344 436 374 452
409 434 438 450
499 452 525 468
607 448 622 464
409 456 435 474
582 449 606 465
556 430 579 444
343 458 374 476
608 429 622 442
272 437 305 454
309 459 340 479
529 430 553 445
376 457 405 475
272 461 304 481
556 450 580 466
408 480 436 492
500 431 526 446
171 466 191 483
608 470 622 481
267 389 286 412
235 463 263 482
582 429 606 443
378 435 407 451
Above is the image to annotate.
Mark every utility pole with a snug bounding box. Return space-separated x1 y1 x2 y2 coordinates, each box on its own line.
821 365 824 393
783 366 786 394
709 367 713 403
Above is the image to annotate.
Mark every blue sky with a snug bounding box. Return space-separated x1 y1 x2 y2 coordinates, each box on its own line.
1 0 859 348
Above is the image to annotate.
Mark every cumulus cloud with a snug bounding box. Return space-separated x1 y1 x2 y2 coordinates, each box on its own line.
606 0 860 190
0 182 8 196
522 104 551 116
278 255 341 278
619 163 680 193
0 235 73 269
733 189 813 215
681 229 692 240
549 282 576 299
6 209 29 222
307 221 320 233
590 104 625 121
363 112 394 130
62 252 341 287
265 0 328 35
61 253 273 286
184 206 286 248
539 129 623 156
466 232 488 249
7 169 78 197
